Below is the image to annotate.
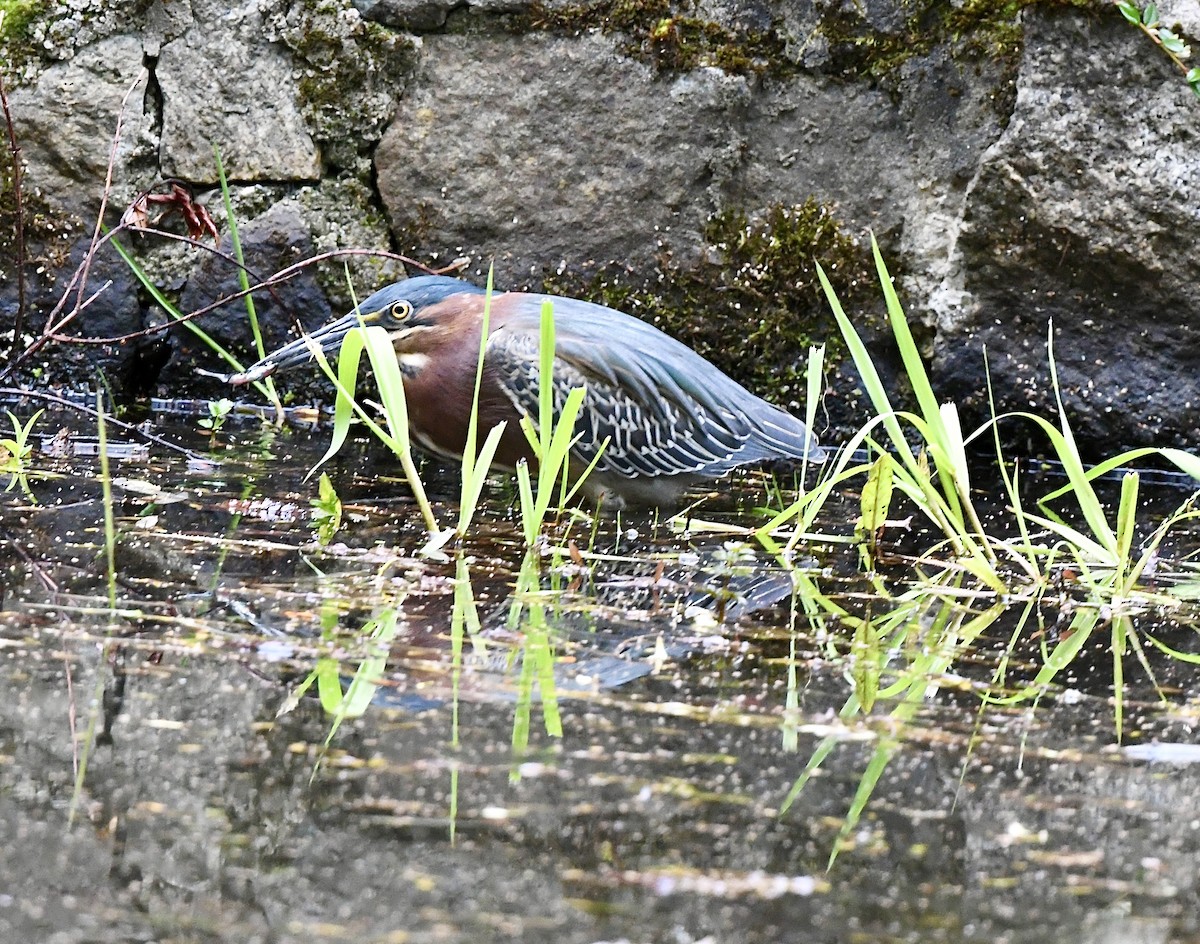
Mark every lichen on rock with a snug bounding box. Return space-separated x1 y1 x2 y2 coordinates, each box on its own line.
272 0 417 177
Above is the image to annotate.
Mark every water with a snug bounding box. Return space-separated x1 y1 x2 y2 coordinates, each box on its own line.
1 410 1199 943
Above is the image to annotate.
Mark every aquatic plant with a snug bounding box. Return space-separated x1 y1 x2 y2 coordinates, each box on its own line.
308 270 604 551
0 407 40 498
772 234 1200 866
198 397 233 436
310 471 342 545
67 392 120 827
514 299 607 544
282 604 403 781
302 294 446 547
457 269 511 539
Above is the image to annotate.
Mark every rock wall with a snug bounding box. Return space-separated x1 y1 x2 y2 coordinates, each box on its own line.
2 0 1198 451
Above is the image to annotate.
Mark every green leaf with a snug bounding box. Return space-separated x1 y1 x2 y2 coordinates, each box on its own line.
311 472 342 545
315 659 346 714
361 324 412 451
1159 28 1189 55
458 266 499 534
309 328 370 475
1117 0 1141 23
459 422 507 534
1142 3 1158 26
1114 471 1139 579
517 460 538 544
339 609 400 719
215 146 281 415
856 452 894 569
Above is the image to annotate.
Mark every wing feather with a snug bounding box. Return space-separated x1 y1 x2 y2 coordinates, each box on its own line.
485 293 820 478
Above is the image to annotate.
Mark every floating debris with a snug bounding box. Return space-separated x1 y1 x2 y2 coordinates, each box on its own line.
40 429 150 461
1123 742 1200 764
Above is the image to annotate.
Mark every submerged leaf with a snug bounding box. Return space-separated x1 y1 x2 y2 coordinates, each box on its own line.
856 453 894 570
311 472 342 545
851 619 881 712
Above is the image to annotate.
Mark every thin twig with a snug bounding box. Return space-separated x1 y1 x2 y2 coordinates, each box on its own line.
65 645 78 777
0 387 203 458
48 242 436 345
1 530 59 595
72 72 145 331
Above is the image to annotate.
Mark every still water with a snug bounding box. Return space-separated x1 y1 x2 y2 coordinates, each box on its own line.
1 410 1198 943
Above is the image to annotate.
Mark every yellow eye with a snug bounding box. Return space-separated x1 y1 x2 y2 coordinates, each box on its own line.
389 300 414 323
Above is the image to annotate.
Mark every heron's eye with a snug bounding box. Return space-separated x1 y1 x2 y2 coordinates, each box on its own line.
389 300 414 323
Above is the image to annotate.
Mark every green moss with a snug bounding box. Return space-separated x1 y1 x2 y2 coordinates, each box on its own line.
0 0 45 67
0 0 40 39
542 199 877 401
280 0 417 174
525 0 1091 81
819 0 1094 81
523 0 792 76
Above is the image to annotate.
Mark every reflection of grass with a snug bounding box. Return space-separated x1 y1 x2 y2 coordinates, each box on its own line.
289 546 565 838
281 604 402 780
507 549 564 757
309 472 342 545
69 393 120 826
770 235 1200 866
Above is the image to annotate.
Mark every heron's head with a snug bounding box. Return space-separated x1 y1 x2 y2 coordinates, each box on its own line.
231 276 490 382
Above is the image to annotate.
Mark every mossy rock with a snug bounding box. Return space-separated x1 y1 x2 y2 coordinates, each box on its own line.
523 0 792 76
542 198 879 407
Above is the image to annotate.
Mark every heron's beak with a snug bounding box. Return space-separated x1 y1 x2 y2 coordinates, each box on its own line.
227 309 383 386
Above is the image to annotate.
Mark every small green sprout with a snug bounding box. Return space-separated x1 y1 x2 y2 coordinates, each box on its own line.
198 398 234 434
0 409 42 499
310 472 342 545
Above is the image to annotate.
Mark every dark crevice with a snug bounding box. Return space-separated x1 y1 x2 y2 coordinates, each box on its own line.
142 51 163 135
125 50 172 398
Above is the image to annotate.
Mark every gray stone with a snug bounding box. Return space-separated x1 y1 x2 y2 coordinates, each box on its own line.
7 34 156 221
270 0 416 175
21 0 150 65
7 0 1200 454
354 0 456 32
376 33 757 284
932 9 1200 448
158 29 321 183
376 28 1005 306
4 34 153 390
294 177 408 310
1158 0 1200 35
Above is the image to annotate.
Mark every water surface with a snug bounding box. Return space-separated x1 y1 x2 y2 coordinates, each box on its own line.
1 412 1198 943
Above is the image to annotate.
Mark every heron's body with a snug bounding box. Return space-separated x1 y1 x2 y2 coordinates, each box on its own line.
232 276 824 509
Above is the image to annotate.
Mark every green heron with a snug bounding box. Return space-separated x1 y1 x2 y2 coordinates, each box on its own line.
230 276 824 508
